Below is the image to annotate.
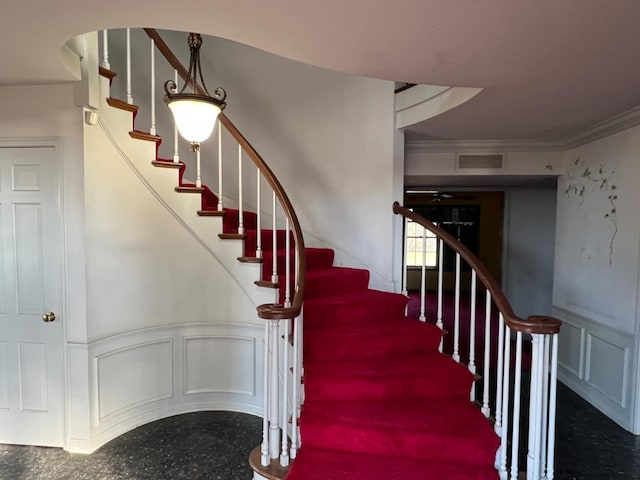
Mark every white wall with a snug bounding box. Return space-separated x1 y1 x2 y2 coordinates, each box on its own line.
405 144 564 179
73 66 276 451
553 125 640 432
83 117 264 340
502 185 557 318
197 32 397 290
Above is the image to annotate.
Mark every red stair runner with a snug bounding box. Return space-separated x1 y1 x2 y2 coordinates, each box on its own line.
110 90 501 478
169 182 501 479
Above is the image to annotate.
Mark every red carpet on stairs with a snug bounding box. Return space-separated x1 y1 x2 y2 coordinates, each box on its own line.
286 249 500 478
167 184 500 478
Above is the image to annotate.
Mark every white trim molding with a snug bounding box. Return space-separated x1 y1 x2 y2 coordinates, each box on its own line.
406 139 565 154
565 105 640 150
405 105 640 153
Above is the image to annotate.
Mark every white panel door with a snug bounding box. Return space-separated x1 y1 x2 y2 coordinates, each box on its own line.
0 146 63 446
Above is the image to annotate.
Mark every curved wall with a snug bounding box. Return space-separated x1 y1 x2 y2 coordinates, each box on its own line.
73 49 273 450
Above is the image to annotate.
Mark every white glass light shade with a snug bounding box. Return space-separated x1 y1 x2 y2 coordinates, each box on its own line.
168 98 221 143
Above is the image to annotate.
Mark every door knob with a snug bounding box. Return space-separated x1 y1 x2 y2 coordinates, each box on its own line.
42 312 56 323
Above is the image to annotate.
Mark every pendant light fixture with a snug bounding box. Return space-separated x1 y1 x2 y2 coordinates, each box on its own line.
164 32 226 151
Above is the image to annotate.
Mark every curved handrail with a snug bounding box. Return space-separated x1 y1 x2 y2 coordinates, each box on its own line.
146 28 306 320
394 83 417 94
220 115 306 319
393 202 560 334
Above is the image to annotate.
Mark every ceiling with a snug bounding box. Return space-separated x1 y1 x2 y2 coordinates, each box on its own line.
3 0 640 141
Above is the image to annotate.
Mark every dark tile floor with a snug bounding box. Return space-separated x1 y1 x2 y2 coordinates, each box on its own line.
0 411 262 480
0 383 639 479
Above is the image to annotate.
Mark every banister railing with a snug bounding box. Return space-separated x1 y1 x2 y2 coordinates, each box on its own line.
219 115 306 317
393 201 561 480
394 202 559 335
100 28 306 471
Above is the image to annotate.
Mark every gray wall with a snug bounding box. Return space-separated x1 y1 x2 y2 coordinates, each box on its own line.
502 184 557 317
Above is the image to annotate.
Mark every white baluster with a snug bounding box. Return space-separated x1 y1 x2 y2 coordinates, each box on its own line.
102 30 110 69
271 192 278 283
125 28 133 104
290 314 301 459
540 335 551 478
510 332 523 480
531 335 545 480
256 170 262 258
280 321 289 466
495 313 506 436
284 218 291 308
217 125 223 210
150 37 157 136
269 320 280 459
238 144 244 235
481 291 492 418
498 325 512 479
261 321 270 466
469 270 477 401
173 70 180 163
195 147 202 188
546 335 559 480
527 335 540 480
419 226 426 322
402 217 408 298
436 238 444 352
453 251 461 362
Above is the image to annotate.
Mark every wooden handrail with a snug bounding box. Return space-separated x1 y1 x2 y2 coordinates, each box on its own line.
145 28 306 320
393 202 560 335
221 115 306 319
394 83 417 94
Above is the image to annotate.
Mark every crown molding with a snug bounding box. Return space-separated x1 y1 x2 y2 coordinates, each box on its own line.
564 105 640 149
405 139 564 153
405 105 640 153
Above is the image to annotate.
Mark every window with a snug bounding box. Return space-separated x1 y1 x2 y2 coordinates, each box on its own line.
405 219 438 267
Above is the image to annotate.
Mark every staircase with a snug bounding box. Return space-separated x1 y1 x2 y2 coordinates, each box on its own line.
94 28 562 480
288 281 501 479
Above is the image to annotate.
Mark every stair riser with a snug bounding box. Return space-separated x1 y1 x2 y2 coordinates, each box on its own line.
244 229 293 257
300 422 498 467
304 299 408 330
304 333 441 363
223 210 258 233
261 249 334 280
304 375 473 402
304 269 370 299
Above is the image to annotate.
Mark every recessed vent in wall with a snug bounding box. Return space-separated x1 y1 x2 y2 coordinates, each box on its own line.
456 154 504 170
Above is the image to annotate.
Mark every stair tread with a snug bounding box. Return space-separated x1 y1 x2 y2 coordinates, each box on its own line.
304 350 475 402
301 399 500 465
287 447 499 480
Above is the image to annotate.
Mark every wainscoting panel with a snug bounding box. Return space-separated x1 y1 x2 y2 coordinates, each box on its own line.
184 336 256 396
94 339 173 423
553 306 635 431
0 341 8 410
585 334 629 408
557 320 584 379
88 323 264 452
